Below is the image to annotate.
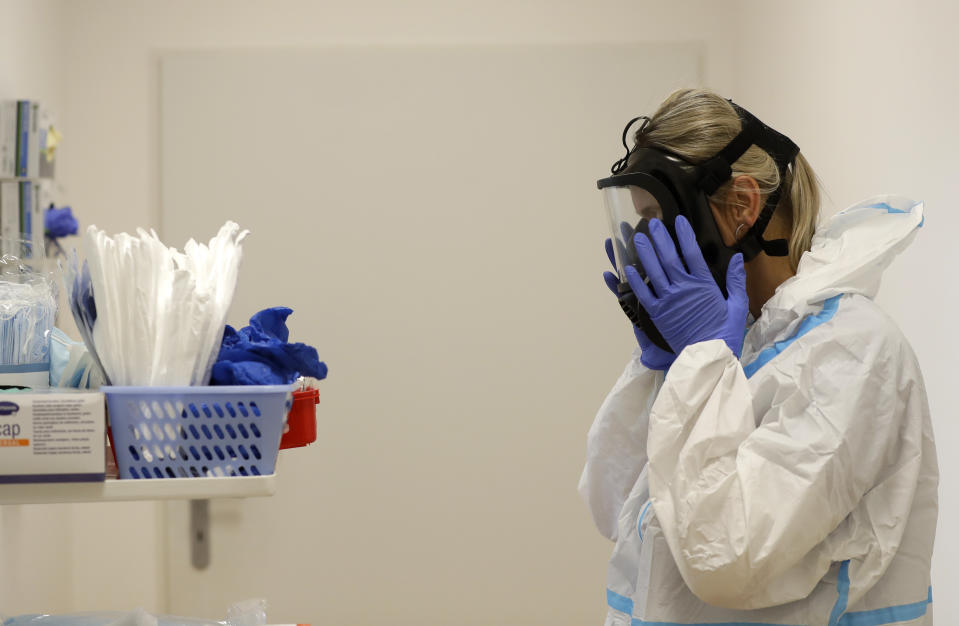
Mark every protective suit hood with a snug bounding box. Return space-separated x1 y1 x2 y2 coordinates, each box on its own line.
752 195 923 341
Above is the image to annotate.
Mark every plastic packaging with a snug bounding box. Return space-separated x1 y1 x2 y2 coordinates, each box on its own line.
62 222 248 387
1 599 267 626
0 244 57 387
49 327 105 389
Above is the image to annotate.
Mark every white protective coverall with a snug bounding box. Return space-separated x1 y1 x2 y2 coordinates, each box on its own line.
579 196 938 625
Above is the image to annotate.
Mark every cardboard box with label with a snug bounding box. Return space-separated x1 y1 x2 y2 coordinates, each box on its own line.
0 391 105 483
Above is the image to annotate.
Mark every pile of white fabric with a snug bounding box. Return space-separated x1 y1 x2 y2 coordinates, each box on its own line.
66 222 248 386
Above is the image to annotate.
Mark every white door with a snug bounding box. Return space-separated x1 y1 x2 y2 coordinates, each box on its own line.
159 45 701 625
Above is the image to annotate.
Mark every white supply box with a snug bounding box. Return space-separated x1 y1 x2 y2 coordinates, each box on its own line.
0 391 105 483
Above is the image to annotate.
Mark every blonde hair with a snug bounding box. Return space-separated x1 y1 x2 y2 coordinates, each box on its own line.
634 88 820 270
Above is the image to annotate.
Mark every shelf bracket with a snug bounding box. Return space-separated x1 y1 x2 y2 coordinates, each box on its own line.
190 499 210 570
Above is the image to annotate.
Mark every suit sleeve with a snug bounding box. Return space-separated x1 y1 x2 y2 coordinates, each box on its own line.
647 325 922 609
579 348 665 541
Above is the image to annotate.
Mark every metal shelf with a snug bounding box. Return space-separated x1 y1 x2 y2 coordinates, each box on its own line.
0 474 276 505
0 177 54 182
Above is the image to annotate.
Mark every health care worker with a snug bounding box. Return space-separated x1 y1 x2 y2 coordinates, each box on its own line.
579 88 938 625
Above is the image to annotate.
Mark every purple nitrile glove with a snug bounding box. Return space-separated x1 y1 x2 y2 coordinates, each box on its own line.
604 237 676 371
625 216 748 359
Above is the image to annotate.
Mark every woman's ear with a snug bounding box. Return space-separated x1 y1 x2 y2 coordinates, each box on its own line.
709 175 764 246
729 175 762 227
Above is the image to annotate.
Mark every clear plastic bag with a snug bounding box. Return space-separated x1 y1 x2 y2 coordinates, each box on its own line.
1 599 267 626
62 223 247 387
0 243 57 385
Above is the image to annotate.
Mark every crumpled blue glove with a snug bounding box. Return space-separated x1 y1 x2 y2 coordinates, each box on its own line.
45 205 79 238
211 307 329 385
626 216 748 359
603 238 676 371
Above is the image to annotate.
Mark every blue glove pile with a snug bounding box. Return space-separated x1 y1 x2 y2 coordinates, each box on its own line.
45 205 79 238
210 307 328 386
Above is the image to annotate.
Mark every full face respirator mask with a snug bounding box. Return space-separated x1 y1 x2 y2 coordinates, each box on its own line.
597 100 799 353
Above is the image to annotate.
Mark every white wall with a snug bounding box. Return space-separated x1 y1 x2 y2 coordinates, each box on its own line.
730 0 959 617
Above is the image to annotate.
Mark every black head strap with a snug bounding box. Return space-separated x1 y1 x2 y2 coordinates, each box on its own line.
697 101 799 260
611 116 650 174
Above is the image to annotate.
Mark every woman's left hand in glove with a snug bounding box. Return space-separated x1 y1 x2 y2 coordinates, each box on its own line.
625 216 749 359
